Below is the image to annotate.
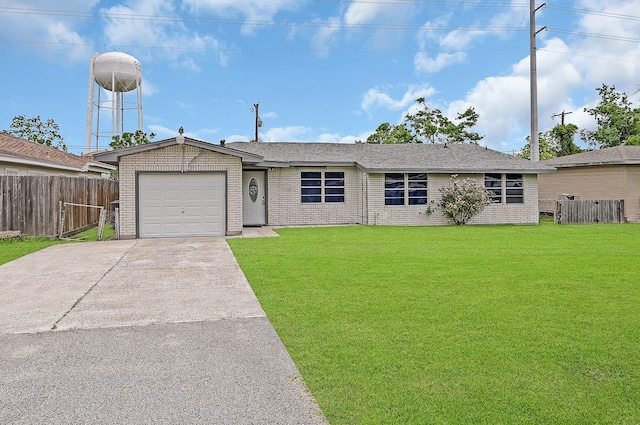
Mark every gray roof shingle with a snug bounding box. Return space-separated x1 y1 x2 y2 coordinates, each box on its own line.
0 133 112 171
541 146 640 167
227 142 555 174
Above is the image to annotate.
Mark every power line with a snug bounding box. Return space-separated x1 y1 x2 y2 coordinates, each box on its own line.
538 48 640 64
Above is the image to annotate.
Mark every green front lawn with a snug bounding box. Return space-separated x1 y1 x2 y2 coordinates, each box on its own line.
228 224 640 424
0 236 66 265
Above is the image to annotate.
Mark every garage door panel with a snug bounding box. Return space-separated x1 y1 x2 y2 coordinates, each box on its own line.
138 173 225 238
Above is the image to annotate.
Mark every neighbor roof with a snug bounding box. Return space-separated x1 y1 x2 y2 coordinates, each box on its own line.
227 142 556 174
0 133 115 173
541 146 640 168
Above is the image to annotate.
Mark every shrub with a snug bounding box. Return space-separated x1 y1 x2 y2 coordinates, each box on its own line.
437 175 491 225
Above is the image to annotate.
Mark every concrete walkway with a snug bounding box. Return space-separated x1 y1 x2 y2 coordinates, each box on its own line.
0 233 328 424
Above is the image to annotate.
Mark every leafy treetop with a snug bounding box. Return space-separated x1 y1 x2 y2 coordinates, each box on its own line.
364 98 483 144
580 84 640 149
110 130 156 149
2 115 67 151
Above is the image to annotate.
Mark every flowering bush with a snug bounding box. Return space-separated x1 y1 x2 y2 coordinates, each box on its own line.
437 175 492 225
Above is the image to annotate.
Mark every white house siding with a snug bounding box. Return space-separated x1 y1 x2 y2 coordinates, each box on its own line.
265 166 363 226
365 173 540 226
118 145 243 239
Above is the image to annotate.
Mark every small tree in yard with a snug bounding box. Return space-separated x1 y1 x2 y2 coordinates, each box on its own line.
437 175 492 225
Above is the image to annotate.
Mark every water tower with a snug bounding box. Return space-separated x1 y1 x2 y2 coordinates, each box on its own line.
85 52 144 152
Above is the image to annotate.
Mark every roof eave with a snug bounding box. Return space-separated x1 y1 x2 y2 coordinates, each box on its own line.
287 161 359 167
359 167 557 174
548 160 640 168
0 155 84 172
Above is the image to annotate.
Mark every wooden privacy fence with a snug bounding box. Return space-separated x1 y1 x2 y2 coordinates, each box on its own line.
0 176 119 237
555 199 624 224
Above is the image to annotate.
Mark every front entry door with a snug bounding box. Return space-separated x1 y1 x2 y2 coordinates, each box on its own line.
242 171 266 226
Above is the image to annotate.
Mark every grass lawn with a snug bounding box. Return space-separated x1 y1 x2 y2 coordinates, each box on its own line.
0 225 115 266
0 236 66 265
228 224 640 424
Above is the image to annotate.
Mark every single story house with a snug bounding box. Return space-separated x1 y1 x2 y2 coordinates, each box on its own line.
0 133 115 178
539 146 640 222
94 137 555 239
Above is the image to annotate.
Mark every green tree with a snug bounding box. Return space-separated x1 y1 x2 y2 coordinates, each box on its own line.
580 84 640 148
550 123 582 156
517 132 557 160
366 122 414 144
519 124 582 160
2 115 67 151
110 130 155 149
437 175 492 225
405 97 483 144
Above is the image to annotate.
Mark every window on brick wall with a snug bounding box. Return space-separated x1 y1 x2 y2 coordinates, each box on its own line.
301 171 345 203
384 173 428 205
485 173 523 204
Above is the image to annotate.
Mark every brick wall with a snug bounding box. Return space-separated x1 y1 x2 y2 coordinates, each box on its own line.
365 173 540 226
118 145 243 238
266 167 364 226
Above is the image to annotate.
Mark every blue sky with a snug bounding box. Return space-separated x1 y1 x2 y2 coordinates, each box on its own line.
2 0 640 155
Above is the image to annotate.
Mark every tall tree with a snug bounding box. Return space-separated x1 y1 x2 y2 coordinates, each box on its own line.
2 115 67 151
517 132 558 160
550 123 581 156
110 130 155 149
404 97 483 144
580 84 640 148
366 122 414 144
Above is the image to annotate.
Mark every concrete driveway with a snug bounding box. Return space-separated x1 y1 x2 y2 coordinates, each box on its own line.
0 237 328 424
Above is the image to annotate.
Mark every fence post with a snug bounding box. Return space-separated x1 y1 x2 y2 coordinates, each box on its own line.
114 207 120 240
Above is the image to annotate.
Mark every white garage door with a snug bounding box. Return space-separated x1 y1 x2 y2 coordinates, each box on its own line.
138 173 225 238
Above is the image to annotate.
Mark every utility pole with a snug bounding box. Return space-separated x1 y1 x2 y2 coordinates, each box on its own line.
252 102 262 142
551 110 572 125
530 1 546 162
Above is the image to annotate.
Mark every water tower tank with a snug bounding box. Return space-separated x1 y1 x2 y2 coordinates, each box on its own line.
93 52 141 92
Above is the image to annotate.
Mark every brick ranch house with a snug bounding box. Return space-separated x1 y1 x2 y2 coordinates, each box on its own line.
94 138 555 239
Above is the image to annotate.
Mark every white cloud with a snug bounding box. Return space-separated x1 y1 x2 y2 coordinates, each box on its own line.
413 2 528 74
441 37 583 150
414 51 467 73
343 1 384 26
569 0 640 89
263 125 313 142
311 17 341 58
181 0 300 36
142 79 159 97
102 0 230 69
361 84 436 114
0 0 98 63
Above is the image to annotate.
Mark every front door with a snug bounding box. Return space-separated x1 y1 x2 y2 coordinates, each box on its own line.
242 171 266 226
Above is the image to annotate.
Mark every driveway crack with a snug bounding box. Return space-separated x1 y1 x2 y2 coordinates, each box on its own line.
51 241 138 331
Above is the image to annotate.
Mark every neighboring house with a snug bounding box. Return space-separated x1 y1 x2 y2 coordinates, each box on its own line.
0 133 115 178
94 137 555 239
539 146 640 223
